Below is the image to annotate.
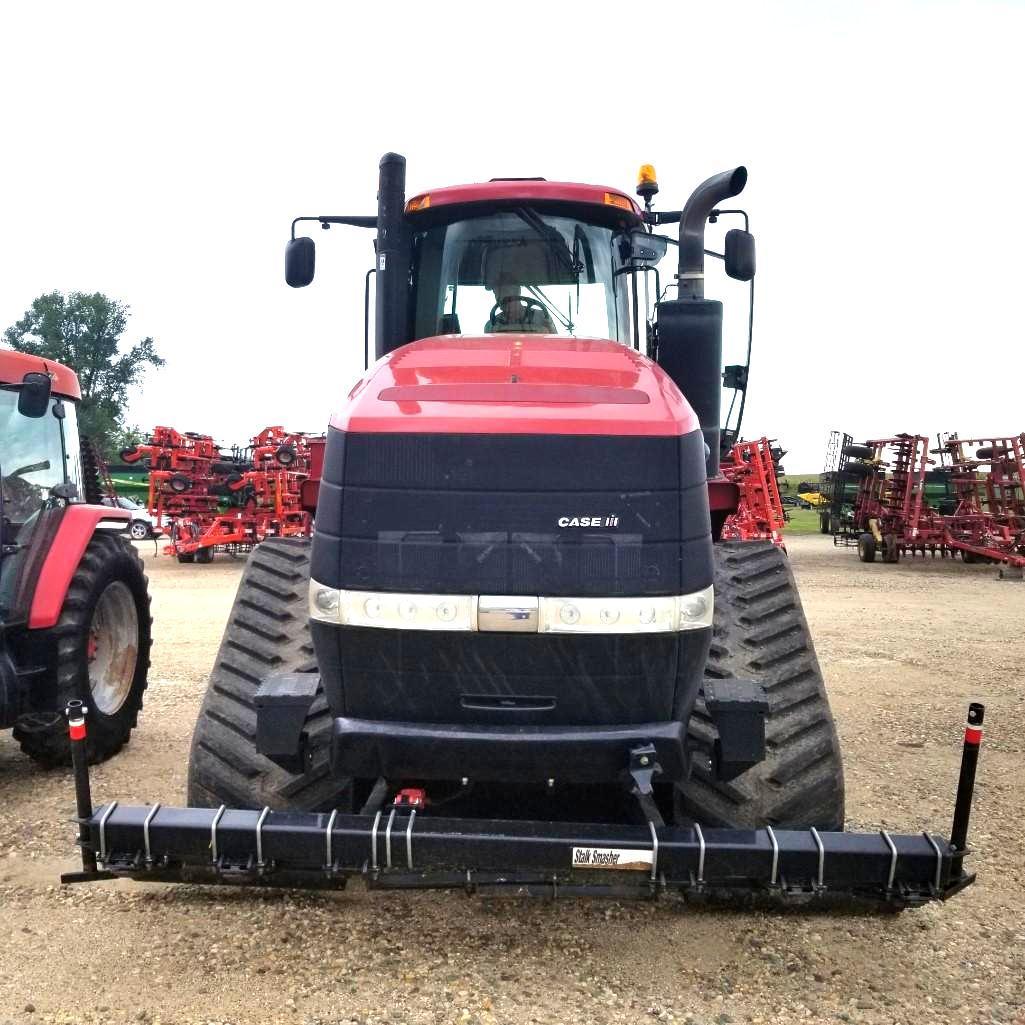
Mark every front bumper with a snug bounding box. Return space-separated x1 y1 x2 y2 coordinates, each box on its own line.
331 716 688 783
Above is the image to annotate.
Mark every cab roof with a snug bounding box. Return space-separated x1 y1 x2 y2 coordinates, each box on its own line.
406 180 643 220
0 348 81 400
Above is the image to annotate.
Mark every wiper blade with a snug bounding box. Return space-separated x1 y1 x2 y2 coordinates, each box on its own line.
524 285 573 332
512 208 581 278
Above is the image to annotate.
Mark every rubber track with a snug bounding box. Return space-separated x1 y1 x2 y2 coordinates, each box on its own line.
186 537 343 811
677 541 845 830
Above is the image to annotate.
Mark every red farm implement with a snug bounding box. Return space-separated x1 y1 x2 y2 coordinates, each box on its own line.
122 426 321 564
720 437 787 545
822 430 1025 573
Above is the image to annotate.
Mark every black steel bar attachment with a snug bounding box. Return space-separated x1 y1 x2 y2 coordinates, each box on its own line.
57 706 984 906
64 802 970 908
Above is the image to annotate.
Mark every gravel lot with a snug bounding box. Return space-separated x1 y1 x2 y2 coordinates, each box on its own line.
1 535 1022 1025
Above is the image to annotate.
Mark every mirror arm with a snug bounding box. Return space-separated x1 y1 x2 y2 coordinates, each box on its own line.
708 208 750 232
290 215 378 240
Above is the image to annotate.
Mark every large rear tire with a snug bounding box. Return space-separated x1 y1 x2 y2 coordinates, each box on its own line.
676 541 845 831
14 533 151 766
186 537 345 811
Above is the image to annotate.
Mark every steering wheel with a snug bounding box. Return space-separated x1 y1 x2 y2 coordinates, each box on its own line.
489 295 550 328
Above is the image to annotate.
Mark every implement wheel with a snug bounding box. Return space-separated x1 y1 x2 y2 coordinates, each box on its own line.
842 443 874 460
882 535 901 563
857 533 877 562
819 511 832 535
14 534 151 766
676 541 845 831
186 538 345 811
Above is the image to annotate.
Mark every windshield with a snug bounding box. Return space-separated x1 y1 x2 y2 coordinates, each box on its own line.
0 388 80 524
411 211 633 343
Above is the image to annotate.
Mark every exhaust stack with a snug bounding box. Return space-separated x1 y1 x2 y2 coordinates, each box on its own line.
375 152 411 359
656 167 748 476
677 167 747 300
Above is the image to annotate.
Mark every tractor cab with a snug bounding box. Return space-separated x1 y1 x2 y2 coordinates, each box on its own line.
1 352 85 614
403 182 663 348
0 357 83 526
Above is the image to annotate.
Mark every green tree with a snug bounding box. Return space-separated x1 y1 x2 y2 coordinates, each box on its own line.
3 291 164 456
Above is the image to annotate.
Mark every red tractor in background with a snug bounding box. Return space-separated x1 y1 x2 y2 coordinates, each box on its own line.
0 350 151 765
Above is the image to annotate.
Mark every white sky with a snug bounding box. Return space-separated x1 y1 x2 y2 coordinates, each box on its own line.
2 1 1022 472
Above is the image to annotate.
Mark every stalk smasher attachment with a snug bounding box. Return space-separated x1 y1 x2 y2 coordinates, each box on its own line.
60 702 984 909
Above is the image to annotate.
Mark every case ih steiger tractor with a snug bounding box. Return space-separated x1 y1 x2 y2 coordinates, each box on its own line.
61 155 983 907
1 350 151 765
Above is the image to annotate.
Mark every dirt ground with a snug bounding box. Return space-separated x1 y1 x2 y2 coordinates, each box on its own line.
0 535 1022 1025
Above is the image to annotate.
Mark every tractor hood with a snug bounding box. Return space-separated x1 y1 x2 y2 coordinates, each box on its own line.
330 336 699 438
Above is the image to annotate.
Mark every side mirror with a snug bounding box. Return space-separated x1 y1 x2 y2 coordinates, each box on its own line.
17 372 52 418
724 229 756 281
285 236 316 288
621 230 669 266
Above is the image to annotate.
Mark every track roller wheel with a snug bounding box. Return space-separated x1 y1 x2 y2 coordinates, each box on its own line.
186 537 346 811
14 533 151 766
857 533 877 562
676 541 845 831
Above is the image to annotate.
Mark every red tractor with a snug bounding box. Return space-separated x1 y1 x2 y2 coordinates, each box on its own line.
62 155 982 907
0 350 151 765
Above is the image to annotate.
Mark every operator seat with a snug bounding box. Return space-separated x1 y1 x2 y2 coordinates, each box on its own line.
482 245 559 335
485 298 557 334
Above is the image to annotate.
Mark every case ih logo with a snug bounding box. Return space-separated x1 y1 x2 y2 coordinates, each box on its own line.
557 515 619 528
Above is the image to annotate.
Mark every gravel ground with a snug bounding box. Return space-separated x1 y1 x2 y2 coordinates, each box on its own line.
0 536 1022 1025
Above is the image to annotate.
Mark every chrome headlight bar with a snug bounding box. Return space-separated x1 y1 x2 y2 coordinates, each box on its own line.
309 581 713 634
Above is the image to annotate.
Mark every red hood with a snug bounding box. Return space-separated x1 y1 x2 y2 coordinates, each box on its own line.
330 335 699 437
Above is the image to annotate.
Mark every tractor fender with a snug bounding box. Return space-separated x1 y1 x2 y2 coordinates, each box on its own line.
28 505 131 629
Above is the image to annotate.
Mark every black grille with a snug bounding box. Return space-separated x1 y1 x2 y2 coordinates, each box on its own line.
311 429 713 597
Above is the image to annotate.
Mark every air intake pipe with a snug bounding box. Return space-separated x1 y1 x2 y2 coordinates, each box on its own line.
375 152 411 359
656 167 747 476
